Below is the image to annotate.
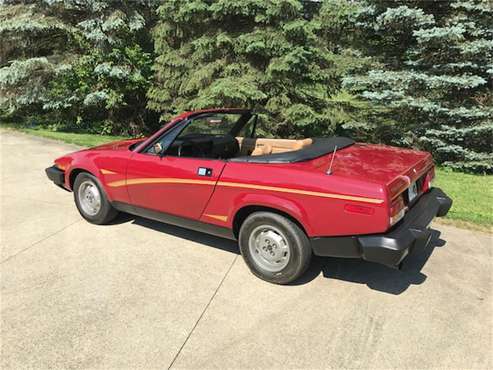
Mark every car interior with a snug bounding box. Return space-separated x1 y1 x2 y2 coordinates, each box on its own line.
148 111 315 160
164 135 315 159
145 110 354 163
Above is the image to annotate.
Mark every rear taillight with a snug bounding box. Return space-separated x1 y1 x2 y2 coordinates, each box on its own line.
390 195 406 226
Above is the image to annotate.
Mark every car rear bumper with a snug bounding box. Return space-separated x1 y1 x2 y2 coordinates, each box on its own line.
311 187 453 268
45 165 66 187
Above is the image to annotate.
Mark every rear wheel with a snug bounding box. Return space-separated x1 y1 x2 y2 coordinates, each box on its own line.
73 172 118 224
239 212 311 284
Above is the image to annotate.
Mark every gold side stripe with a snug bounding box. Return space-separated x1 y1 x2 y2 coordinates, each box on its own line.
107 178 216 188
107 177 383 204
217 181 384 204
204 214 228 222
101 169 118 175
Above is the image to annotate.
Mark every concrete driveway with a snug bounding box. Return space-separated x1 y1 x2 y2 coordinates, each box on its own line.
1 129 492 369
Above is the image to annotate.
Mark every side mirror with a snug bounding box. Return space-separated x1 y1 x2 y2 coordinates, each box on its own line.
153 143 164 157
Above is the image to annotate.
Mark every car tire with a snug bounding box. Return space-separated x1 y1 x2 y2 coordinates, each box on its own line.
73 172 118 225
239 212 312 284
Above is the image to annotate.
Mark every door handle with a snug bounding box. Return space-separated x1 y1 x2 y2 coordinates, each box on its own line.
197 167 212 177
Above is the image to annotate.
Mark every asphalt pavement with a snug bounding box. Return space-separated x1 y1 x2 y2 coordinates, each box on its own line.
1 129 492 369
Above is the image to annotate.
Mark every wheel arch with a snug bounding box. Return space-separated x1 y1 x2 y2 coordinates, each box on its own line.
232 205 309 239
68 168 95 190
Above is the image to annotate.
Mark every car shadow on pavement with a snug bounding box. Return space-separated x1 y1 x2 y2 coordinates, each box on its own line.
295 229 446 295
113 214 445 294
122 214 240 255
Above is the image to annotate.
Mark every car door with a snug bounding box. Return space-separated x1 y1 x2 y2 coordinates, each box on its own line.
125 152 226 220
125 111 249 220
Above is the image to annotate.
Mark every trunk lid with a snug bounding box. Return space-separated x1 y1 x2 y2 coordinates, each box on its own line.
321 143 434 199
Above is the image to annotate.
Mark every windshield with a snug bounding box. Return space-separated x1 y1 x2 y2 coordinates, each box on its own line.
179 113 244 137
145 111 254 155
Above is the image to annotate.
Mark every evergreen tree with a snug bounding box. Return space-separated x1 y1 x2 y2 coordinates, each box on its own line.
148 0 362 138
343 0 493 173
0 0 157 135
316 0 394 143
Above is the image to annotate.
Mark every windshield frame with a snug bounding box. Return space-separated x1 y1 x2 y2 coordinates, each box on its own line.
138 110 254 155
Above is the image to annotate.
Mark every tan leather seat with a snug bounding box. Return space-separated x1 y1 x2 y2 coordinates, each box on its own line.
251 143 272 156
297 138 313 149
236 137 313 156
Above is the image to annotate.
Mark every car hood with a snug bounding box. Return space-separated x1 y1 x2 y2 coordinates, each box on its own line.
88 138 146 151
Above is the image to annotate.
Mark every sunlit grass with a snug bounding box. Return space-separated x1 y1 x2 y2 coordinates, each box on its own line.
15 127 129 147
435 168 492 228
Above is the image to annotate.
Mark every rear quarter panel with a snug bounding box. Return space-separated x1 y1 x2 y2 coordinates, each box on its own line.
202 162 389 237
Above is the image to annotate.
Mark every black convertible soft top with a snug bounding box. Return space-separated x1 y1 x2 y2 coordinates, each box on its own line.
230 137 354 164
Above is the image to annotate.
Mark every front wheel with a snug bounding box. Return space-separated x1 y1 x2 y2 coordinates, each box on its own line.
73 172 118 224
239 212 312 284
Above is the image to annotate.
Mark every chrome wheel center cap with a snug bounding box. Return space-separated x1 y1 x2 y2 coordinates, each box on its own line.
248 226 291 273
258 231 283 262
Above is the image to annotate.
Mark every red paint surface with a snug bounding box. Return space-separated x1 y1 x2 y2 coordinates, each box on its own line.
53 109 436 238
126 153 226 219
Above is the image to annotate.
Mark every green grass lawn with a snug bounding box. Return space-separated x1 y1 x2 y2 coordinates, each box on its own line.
2 125 491 231
6 126 130 147
434 168 492 229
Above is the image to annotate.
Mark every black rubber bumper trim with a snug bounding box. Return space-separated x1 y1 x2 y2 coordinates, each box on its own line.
45 165 65 187
311 187 452 267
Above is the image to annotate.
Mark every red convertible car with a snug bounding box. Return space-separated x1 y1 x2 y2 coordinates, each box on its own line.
46 108 452 284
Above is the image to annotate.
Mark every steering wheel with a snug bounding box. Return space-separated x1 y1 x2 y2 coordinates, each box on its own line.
177 139 207 157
